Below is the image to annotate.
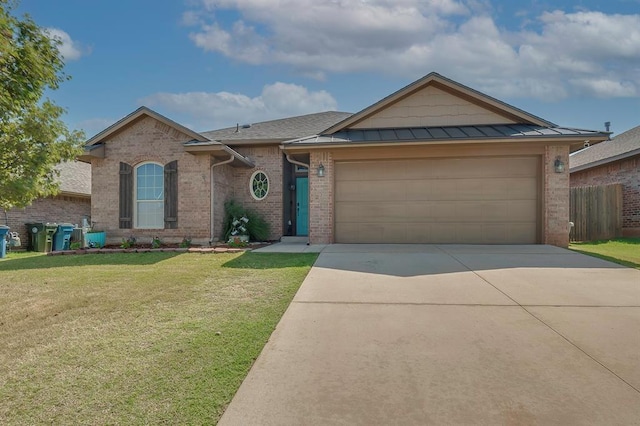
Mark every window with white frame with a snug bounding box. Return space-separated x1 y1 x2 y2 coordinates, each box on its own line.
135 162 164 228
250 170 269 200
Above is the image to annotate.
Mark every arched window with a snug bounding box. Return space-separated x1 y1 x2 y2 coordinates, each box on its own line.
135 162 164 228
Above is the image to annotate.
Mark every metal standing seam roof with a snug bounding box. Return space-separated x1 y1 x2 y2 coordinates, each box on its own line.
284 124 606 146
570 124 640 171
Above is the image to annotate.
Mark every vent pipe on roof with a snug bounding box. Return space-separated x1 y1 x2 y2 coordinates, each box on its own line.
235 123 239 133
605 122 612 140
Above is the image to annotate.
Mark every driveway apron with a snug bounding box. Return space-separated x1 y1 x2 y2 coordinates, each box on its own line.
219 245 640 425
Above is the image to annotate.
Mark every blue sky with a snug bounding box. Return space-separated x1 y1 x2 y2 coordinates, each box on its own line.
17 0 640 138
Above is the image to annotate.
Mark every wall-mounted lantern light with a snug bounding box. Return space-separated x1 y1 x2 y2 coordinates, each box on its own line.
317 163 325 177
554 157 565 173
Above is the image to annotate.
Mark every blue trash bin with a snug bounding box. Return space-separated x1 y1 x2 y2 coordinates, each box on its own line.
53 223 75 251
0 225 9 258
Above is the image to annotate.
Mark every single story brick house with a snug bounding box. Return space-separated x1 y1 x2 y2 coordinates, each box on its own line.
1 161 91 242
81 73 608 247
570 125 640 237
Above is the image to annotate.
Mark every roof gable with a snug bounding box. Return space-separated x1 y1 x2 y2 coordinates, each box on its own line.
85 106 209 146
324 72 554 134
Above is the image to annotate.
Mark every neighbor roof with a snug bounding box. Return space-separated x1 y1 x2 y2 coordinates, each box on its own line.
57 161 91 197
201 111 353 143
284 124 608 148
570 125 640 172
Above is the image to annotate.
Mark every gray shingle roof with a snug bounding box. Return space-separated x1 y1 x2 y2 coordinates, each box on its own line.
285 124 607 146
570 125 640 171
201 111 353 142
56 161 91 196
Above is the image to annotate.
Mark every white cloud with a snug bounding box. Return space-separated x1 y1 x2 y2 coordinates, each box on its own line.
77 118 117 138
45 28 85 61
185 1 640 100
139 82 338 130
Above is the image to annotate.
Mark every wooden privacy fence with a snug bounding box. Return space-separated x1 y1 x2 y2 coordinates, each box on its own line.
570 183 623 242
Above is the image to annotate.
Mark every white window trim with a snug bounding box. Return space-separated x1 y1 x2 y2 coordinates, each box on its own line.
134 161 164 229
249 170 269 201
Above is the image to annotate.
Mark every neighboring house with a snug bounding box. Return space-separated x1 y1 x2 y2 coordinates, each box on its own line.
81 72 608 248
1 161 91 242
570 125 640 237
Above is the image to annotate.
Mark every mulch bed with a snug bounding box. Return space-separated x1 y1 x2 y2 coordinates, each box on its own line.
46 242 272 256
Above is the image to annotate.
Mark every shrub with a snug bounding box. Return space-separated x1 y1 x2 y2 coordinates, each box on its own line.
222 200 270 242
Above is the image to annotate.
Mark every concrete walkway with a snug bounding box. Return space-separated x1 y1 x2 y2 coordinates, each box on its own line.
219 245 640 425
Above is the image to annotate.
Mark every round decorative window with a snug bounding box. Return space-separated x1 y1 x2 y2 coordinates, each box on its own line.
250 171 269 200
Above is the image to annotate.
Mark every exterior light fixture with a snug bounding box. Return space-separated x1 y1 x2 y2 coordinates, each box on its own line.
317 163 325 177
554 157 565 173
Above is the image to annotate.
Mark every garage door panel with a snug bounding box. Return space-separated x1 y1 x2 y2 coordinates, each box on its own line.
336 180 408 202
336 202 408 223
507 178 538 198
334 157 539 244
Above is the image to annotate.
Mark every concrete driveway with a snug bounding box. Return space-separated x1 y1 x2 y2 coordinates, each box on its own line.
219 245 640 425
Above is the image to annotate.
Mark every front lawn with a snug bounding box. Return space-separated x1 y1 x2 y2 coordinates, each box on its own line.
569 238 640 269
0 251 317 425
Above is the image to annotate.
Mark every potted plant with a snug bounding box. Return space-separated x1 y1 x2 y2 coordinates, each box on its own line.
84 222 106 248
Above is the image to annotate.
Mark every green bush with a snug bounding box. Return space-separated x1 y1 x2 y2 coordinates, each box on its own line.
222 200 270 242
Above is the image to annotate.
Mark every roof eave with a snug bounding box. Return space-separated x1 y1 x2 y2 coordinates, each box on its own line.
282 134 608 151
183 142 255 168
78 144 105 162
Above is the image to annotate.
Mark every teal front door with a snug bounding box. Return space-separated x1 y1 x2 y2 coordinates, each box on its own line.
296 177 309 236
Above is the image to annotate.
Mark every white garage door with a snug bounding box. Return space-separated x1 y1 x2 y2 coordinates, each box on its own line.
334 157 540 244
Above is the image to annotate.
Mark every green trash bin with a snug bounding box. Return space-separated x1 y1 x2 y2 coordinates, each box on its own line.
44 223 57 253
26 223 46 252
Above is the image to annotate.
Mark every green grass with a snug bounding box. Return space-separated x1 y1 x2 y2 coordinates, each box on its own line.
0 251 317 425
570 238 640 269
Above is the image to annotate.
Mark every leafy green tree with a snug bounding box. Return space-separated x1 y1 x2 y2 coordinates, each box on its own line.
0 0 84 210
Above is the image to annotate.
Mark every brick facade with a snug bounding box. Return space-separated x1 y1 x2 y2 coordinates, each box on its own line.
543 145 571 247
89 115 577 248
232 146 284 241
571 156 640 236
91 116 212 245
309 151 333 244
91 117 287 245
1 195 91 247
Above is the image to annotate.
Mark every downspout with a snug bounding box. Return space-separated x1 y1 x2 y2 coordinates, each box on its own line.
285 153 309 170
285 154 311 244
210 155 235 245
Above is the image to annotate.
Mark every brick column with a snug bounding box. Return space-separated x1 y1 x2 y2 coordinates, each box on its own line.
309 151 333 244
544 145 570 247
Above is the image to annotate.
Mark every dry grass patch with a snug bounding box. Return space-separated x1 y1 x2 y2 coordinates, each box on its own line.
0 251 317 425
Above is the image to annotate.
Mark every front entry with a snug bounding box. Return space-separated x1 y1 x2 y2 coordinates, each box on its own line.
296 177 309 236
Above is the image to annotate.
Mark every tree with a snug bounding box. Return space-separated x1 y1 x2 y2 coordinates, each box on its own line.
0 0 84 210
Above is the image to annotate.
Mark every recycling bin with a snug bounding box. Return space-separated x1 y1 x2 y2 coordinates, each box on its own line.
53 223 75 251
26 222 46 252
44 223 57 253
0 225 9 258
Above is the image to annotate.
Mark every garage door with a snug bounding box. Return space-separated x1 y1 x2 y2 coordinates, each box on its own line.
334 157 539 244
